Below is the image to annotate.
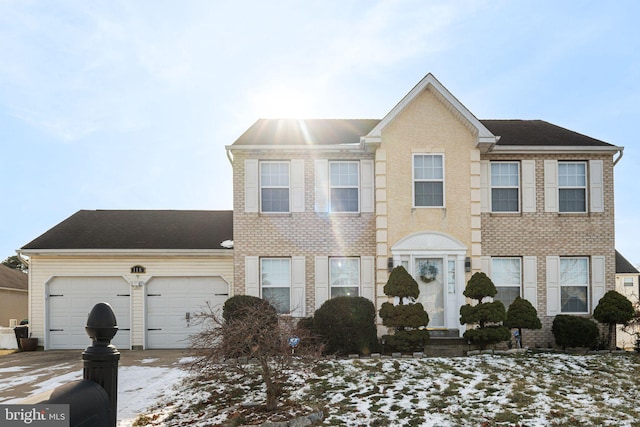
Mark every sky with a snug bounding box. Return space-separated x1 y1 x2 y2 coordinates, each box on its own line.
1 1 639 266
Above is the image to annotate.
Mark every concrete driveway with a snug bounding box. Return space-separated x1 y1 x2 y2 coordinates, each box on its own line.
0 349 192 404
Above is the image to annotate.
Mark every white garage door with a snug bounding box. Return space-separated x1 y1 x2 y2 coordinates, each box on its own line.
48 277 131 350
146 276 228 349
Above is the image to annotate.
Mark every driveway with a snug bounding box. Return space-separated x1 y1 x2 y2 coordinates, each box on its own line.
0 349 193 425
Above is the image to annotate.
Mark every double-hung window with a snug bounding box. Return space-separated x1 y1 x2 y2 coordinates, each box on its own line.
414 154 444 207
329 257 360 298
558 162 586 213
491 258 521 308
560 257 589 313
624 277 634 287
260 258 291 314
330 161 359 212
491 162 520 212
260 162 290 213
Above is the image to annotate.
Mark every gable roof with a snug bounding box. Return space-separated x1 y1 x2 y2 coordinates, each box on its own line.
229 118 614 149
21 210 233 251
616 250 639 274
0 264 28 291
232 119 380 146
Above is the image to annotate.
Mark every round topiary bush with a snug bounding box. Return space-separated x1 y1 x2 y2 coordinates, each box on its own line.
313 296 378 355
552 315 599 350
223 295 277 322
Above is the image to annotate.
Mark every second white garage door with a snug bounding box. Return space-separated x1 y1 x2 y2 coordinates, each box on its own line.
145 276 228 349
48 277 131 350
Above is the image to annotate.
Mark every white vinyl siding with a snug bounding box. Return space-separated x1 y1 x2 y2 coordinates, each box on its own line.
413 154 444 207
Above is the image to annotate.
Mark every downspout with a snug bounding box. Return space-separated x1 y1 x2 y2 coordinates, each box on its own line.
613 147 624 166
15 250 30 268
226 147 234 167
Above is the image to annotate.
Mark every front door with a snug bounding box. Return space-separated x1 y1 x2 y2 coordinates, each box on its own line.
415 258 445 328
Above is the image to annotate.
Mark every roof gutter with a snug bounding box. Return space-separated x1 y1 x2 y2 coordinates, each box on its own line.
613 146 624 166
15 250 29 268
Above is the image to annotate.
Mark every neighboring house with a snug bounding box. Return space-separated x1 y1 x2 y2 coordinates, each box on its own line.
615 250 639 350
18 210 233 350
226 73 622 346
0 264 28 326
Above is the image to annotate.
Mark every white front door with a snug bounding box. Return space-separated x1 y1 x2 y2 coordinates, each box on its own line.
415 258 445 328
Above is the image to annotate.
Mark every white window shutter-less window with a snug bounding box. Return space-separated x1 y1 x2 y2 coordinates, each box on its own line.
480 160 490 213
245 159 259 213
546 256 560 316
589 160 604 213
361 256 375 301
291 256 306 317
591 256 606 311
522 256 538 309
291 159 305 212
521 160 536 213
544 160 558 213
314 256 329 310
314 160 329 212
245 256 259 297
360 160 374 213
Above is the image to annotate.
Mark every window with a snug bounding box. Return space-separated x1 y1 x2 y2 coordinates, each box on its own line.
330 257 359 297
491 162 519 212
260 258 291 313
330 161 359 212
492 258 521 308
260 162 289 212
560 257 588 313
624 277 634 287
414 154 444 207
558 162 586 213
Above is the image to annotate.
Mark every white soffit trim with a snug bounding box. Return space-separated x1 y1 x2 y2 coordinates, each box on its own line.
488 145 624 154
364 73 498 146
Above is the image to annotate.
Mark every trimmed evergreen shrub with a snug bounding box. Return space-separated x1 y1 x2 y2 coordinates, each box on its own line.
504 297 542 348
313 296 378 355
593 290 635 350
379 266 430 352
552 315 599 349
460 272 510 350
222 295 277 323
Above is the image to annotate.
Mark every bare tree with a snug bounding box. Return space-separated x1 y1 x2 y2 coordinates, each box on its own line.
190 300 321 411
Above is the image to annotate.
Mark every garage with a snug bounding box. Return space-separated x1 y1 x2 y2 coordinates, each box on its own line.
145 276 228 349
48 277 131 350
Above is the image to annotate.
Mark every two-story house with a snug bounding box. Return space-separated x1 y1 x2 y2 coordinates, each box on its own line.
226 73 623 346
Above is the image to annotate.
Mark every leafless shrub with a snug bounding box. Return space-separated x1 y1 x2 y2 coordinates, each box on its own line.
190 301 322 411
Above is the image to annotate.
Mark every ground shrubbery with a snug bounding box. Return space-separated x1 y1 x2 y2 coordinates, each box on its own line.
307 296 378 355
552 315 599 349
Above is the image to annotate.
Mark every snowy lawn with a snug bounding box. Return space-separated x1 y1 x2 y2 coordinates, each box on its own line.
128 351 640 427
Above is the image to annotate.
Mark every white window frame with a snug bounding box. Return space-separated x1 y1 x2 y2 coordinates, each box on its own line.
558 161 587 213
329 161 359 213
490 162 520 213
560 257 589 314
260 161 290 213
413 154 445 208
491 257 522 308
623 277 634 287
260 258 291 314
329 257 360 298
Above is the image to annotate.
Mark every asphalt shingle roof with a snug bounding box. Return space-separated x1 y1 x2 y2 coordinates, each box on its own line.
231 119 614 148
21 210 233 250
616 250 639 274
0 265 28 290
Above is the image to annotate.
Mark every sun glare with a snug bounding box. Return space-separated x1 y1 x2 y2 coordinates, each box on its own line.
250 86 317 119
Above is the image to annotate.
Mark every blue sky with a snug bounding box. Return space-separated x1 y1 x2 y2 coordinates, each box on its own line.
1 1 639 266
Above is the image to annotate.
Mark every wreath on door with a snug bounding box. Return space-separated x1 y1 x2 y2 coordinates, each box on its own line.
419 262 438 283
